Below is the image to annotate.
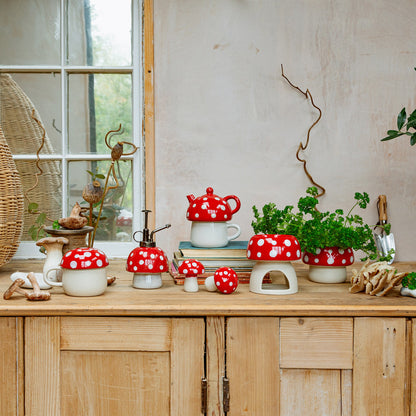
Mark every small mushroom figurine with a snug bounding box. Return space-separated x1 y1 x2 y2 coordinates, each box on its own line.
58 202 88 230
36 236 69 283
205 267 239 294
4 273 51 301
178 259 204 292
126 209 171 289
247 234 301 295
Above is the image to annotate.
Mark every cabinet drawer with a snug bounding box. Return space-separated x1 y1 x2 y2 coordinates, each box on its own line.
280 317 353 369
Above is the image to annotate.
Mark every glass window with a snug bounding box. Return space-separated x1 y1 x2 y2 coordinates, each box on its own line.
0 0 143 258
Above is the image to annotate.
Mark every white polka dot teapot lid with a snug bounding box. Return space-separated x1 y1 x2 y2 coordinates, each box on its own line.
61 247 109 270
186 187 241 222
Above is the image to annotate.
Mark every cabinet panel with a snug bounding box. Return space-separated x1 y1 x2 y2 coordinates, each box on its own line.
353 317 406 416
61 351 170 415
280 317 353 369
25 316 205 416
0 317 23 416
280 369 341 416
227 317 280 416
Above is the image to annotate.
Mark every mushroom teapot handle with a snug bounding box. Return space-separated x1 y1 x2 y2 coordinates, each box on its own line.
223 195 241 216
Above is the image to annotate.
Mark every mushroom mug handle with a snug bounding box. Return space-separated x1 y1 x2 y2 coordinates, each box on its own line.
226 224 241 242
44 267 63 287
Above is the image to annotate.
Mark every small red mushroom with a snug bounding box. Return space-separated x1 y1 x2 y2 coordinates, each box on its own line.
178 259 205 292
302 247 354 267
126 246 169 289
205 267 239 294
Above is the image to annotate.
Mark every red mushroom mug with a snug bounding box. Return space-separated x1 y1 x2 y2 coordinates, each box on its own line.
43 247 109 296
186 187 241 248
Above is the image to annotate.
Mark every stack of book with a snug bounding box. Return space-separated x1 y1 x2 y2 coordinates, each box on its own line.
170 240 264 285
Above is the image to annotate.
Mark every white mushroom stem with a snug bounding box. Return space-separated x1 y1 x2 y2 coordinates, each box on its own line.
204 275 217 292
36 236 68 283
184 276 199 292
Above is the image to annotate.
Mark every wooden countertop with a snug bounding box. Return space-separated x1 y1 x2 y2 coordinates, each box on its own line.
0 260 415 317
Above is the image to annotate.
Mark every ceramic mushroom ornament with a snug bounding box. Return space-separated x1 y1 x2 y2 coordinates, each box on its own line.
186 187 241 247
205 267 239 294
126 210 171 289
248 234 301 295
178 259 204 292
303 247 354 283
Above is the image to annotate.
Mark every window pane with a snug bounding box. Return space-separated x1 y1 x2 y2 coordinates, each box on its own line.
0 73 62 155
16 160 62 241
68 73 132 154
0 0 60 65
67 0 132 66
68 160 133 242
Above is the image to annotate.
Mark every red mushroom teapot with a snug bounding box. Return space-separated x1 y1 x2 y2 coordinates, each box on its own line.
186 187 241 248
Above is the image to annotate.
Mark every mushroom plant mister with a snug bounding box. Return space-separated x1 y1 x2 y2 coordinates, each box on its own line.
126 210 171 289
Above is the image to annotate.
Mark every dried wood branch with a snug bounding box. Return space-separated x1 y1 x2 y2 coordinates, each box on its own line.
281 65 326 198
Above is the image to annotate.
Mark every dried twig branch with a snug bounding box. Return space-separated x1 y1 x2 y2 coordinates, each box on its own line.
281 64 326 198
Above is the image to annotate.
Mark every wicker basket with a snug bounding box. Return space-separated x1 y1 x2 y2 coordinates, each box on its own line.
0 74 62 239
0 125 24 266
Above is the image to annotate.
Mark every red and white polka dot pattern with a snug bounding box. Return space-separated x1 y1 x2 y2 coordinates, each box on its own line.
247 234 301 261
213 267 238 294
126 247 169 273
178 259 205 277
186 187 241 222
61 247 109 270
302 247 354 266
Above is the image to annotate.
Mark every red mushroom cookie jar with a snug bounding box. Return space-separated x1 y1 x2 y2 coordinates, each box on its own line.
126 210 171 289
43 247 109 296
247 234 300 295
186 187 241 248
302 247 354 283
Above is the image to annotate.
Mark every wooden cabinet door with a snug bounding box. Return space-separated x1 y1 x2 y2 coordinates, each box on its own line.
0 317 23 416
25 316 205 416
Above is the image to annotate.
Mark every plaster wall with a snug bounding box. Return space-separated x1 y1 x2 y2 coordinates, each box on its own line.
154 0 416 261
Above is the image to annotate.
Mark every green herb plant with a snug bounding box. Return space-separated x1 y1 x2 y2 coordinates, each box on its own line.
401 272 416 290
252 187 390 261
381 68 416 146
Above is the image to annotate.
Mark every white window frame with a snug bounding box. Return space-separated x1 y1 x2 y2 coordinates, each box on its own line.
1 0 144 259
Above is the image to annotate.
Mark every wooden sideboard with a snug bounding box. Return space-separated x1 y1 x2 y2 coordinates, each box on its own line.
1 260 415 416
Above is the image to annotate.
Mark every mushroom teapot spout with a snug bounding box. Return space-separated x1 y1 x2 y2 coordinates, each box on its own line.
186 194 196 203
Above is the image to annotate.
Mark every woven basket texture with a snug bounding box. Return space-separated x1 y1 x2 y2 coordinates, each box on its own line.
0 74 62 239
0 124 24 266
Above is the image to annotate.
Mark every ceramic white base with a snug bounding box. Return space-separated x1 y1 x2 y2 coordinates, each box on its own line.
249 261 298 295
400 287 416 298
184 276 198 292
308 265 347 283
133 273 162 289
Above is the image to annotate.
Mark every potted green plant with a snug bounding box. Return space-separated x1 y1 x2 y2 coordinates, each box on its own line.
252 187 388 283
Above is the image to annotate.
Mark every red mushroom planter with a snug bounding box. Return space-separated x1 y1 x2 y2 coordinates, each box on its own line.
178 259 205 292
205 267 239 294
43 247 109 296
186 187 241 247
127 247 169 289
302 247 354 283
247 234 300 295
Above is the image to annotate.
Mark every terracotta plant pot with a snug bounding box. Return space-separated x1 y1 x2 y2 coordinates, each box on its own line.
302 247 354 283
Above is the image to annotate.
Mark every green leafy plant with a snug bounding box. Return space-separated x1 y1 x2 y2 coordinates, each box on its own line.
401 272 416 290
252 187 386 261
381 68 416 146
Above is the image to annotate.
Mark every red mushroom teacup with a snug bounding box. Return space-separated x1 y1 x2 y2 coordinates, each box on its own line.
43 247 109 296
